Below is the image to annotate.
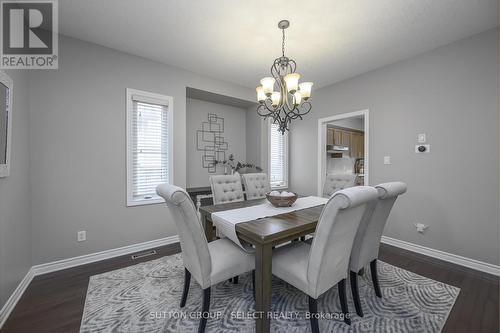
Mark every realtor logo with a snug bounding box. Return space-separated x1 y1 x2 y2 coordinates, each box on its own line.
1 0 58 69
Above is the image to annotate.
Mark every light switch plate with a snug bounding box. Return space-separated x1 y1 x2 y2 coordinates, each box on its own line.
417 133 426 143
384 156 391 164
77 230 86 242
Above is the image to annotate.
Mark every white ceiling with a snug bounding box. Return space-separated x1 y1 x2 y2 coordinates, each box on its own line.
59 0 498 89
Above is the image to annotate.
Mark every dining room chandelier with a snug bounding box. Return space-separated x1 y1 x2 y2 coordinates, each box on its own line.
256 20 313 134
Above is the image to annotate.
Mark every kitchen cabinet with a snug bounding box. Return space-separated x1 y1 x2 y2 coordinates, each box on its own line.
327 128 334 145
350 132 364 158
333 129 342 145
328 128 351 146
327 126 364 158
340 130 350 146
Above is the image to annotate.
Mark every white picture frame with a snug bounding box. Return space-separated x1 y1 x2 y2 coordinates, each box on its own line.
0 70 13 178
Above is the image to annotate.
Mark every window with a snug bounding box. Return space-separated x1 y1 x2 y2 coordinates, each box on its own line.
126 89 173 206
268 121 288 189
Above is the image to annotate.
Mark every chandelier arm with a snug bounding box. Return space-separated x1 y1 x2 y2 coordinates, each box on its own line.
257 99 280 118
286 93 300 113
288 59 297 73
256 104 272 117
271 59 280 78
289 101 311 118
296 101 312 116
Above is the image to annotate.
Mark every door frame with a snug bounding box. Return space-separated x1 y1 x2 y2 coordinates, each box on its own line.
317 109 369 196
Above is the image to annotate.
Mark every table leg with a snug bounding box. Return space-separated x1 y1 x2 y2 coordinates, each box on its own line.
255 243 272 333
201 213 215 242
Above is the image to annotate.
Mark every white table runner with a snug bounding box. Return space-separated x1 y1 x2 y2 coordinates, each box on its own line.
211 196 328 251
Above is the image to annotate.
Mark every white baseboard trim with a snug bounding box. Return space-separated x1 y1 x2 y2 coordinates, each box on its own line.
33 235 180 276
0 235 180 329
381 236 500 276
0 268 34 329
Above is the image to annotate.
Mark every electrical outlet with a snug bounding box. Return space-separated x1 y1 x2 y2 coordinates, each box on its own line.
77 231 86 242
383 156 391 165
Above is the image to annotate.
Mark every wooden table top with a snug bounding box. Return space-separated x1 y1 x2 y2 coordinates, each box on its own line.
199 199 325 245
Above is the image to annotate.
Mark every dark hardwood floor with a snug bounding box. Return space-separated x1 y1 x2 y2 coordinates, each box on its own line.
1 242 498 332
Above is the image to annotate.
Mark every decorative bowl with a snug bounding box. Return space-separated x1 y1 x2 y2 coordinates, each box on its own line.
265 192 298 207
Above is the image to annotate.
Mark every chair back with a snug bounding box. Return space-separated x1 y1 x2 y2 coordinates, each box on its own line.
156 184 211 288
241 173 271 200
209 174 245 204
307 186 378 298
323 174 357 197
349 182 407 272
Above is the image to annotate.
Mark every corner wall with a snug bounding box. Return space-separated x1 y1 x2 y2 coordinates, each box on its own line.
0 70 31 308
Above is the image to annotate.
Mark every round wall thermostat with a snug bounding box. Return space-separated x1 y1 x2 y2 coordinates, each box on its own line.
415 144 430 153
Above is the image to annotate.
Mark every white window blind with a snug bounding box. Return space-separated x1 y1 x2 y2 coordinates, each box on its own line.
127 89 172 206
269 122 288 188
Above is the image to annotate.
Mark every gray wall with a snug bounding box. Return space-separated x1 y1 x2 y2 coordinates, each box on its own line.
329 117 364 131
0 70 31 308
28 36 254 264
186 98 247 187
245 106 267 171
290 28 499 265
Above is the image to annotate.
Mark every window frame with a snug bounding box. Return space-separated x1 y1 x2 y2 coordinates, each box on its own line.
126 88 174 207
268 120 289 190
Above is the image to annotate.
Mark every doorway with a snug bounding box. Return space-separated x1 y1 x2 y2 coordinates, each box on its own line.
317 110 369 196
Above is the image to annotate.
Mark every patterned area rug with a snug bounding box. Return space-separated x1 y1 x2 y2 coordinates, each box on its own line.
80 254 459 332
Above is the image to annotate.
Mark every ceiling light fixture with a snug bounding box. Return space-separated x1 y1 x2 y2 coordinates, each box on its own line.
256 20 313 134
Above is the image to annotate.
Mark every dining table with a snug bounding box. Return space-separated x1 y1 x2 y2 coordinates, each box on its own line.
199 198 325 333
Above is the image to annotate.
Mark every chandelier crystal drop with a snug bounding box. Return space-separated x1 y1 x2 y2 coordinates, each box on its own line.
256 20 313 134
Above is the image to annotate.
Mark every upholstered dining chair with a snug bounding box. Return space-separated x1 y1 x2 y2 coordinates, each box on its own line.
156 184 255 333
271 186 379 332
241 173 271 200
348 182 407 317
322 174 357 197
209 174 245 205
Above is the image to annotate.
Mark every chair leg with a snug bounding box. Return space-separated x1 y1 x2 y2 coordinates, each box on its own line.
180 268 191 308
370 259 382 298
252 270 256 300
338 279 351 325
198 287 211 333
308 296 320 333
350 271 363 317
233 276 238 284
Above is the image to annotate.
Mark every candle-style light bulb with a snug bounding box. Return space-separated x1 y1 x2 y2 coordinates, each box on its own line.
256 86 266 103
299 82 313 100
260 77 275 96
284 73 300 93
